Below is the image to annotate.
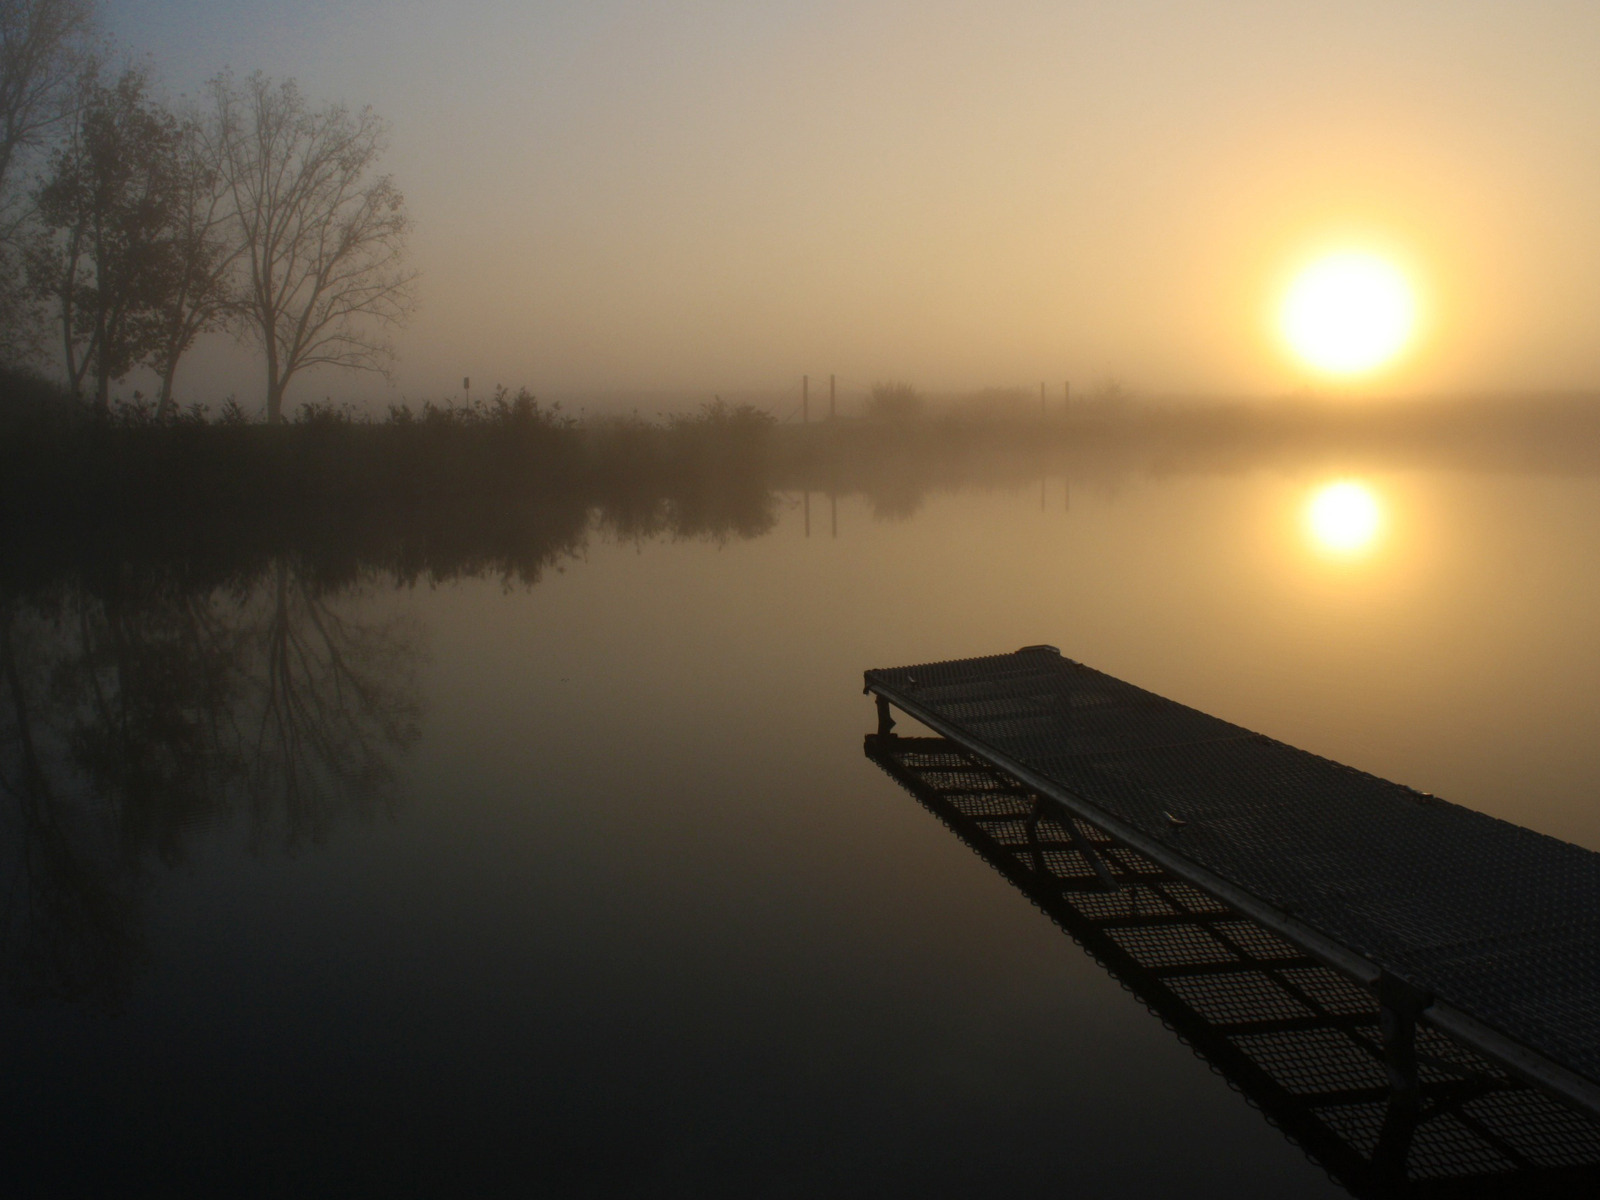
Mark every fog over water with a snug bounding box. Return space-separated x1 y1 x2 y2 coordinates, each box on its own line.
100 1 1600 407
6 435 1600 1194
9 3 1600 1194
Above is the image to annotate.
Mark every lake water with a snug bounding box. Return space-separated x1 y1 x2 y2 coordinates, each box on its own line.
6 455 1600 1196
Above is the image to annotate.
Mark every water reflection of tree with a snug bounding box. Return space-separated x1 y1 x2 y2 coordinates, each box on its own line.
252 559 420 848
0 601 146 1008
595 484 778 546
0 432 785 1009
0 559 422 1007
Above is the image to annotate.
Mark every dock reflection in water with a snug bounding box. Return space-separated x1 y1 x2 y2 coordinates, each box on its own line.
865 734 1600 1198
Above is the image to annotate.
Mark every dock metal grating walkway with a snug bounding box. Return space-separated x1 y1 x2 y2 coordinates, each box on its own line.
863 647 1600 1119
865 736 1600 1196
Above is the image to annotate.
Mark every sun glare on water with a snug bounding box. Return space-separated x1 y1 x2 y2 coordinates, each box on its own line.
1281 252 1416 375
1306 481 1383 555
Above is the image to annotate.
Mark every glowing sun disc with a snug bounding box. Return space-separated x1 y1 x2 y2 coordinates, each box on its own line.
1307 481 1382 554
1282 253 1415 374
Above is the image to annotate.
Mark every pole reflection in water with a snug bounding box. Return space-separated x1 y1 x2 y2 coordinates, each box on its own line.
865 734 1600 1198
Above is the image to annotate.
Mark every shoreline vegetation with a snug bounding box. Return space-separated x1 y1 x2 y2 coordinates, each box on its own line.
8 367 1600 590
9 369 1600 569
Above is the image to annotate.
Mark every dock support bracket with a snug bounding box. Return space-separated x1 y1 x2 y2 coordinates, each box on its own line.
1041 797 1122 890
875 695 897 738
1070 821 1122 891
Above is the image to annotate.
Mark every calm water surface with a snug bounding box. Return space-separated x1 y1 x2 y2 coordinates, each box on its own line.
6 460 1600 1196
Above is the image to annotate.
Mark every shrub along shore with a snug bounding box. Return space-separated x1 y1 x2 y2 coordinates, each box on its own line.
8 366 1600 590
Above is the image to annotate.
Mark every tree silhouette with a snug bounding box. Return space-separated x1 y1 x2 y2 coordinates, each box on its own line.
0 0 92 205
0 597 147 1009
148 104 241 416
210 71 414 424
0 0 95 363
31 66 185 409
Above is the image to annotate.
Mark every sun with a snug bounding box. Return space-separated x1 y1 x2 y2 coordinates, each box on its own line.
1306 480 1382 554
1281 252 1416 375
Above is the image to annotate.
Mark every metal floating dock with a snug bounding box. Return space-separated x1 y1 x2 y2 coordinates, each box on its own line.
863 647 1600 1129
865 736 1600 1196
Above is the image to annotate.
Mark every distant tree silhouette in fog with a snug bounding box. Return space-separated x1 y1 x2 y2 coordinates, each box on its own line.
148 96 241 416
30 67 189 411
867 380 923 422
0 0 95 362
210 71 414 424
3 12 417 416
0 1 91 198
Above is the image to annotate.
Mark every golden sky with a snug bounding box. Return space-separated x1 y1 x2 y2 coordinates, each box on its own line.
110 1 1600 404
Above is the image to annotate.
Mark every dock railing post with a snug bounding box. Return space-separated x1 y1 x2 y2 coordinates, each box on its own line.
1373 974 1431 1185
1377 972 1430 1099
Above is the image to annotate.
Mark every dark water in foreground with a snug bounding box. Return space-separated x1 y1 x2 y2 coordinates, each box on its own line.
5 461 1600 1197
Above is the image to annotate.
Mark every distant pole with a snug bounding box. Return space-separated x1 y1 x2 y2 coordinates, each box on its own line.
831 461 839 539
464 376 470 405
803 374 809 424
829 374 836 420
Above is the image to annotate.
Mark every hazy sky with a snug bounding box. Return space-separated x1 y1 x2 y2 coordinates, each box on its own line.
101 1 1600 406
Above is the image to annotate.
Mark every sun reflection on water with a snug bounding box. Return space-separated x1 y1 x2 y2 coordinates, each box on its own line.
1306 480 1383 555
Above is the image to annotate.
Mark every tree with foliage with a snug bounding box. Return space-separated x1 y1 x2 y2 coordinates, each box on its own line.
148 107 240 415
211 72 413 424
31 65 183 410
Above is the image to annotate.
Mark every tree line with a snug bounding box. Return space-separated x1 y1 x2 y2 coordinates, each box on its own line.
0 0 413 422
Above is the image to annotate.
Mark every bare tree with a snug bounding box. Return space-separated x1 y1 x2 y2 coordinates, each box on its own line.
23 77 88 393
211 72 413 424
0 0 93 219
0 0 95 362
